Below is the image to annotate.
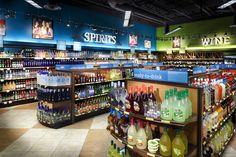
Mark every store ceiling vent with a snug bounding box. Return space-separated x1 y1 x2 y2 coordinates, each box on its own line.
230 14 236 28
44 0 61 11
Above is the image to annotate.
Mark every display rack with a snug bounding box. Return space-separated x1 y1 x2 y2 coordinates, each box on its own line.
36 70 73 129
36 64 136 127
107 67 236 157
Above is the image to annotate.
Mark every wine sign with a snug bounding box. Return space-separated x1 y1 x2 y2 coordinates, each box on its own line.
83 32 116 44
201 35 230 46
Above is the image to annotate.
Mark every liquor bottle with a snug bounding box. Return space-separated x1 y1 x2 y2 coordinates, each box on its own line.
136 120 147 150
125 87 133 112
133 87 143 115
160 127 172 157
179 129 188 155
148 85 159 118
161 90 172 121
172 130 185 157
185 89 192 118
173 92 186 123
127 118 137 146
142 85 149 116
145 121 153 141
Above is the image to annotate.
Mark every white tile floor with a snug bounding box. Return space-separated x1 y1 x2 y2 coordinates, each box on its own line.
0 129 88 157
0 106 235 157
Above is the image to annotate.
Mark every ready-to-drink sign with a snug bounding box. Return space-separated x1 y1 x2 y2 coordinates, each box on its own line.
193 66 207 74
209 65 220 71
133 69 188 84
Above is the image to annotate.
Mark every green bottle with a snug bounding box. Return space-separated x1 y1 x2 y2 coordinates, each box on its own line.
110 143 116 157
172 130 185 157
107 140 114 157
161 90 172 120
173 92 186 123
160 127 172 156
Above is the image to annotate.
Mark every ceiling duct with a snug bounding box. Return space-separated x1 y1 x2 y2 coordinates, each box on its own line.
107 0 167 25
44 0 62 11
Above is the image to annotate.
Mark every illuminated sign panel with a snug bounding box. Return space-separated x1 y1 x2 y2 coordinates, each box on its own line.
83 32 116 44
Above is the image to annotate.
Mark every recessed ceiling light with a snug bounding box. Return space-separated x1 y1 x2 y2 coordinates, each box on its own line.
25 0 42 9
218 0 236 9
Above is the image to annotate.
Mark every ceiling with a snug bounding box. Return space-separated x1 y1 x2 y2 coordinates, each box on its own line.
57 0 236 26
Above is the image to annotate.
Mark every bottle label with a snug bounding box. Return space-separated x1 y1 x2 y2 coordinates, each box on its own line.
174 109 183 118
125 100 131 109
133 101 140 112
128 135 134 143
137 139 143 147
173 148 182 156
161 108 170 116
160 144 168 152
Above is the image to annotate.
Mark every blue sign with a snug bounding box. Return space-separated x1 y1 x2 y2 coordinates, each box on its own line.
209 65 220 71
100 64 119 68
193 66 207 74
223 64 236 69
57 40 66 50
144 62 163 66
73 41 82 51
133 69 188 84
123 63 138 67
55 64 92 71
171 68 188 72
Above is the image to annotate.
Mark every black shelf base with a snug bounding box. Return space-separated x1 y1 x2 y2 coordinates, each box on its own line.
0 98 37 108
74 108 110 122
38 119 72 129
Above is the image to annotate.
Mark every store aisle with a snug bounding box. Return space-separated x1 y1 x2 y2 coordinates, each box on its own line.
0 103 114 157
0 103 235 157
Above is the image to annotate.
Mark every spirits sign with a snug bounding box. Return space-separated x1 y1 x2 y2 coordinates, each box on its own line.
83 32 116 45
201 35 230 46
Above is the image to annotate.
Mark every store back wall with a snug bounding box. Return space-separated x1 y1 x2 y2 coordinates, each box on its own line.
156 16 235 51
0 0 156 50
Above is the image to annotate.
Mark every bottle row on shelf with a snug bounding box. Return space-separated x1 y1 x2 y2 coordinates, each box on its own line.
110 84 193 123
0 70 35 80
37 87 71 102
0 79 37 92
0 49 82 59
37 72 71 87
0 89 37 104
37 101 71 125
191 71 236 112
75 83 114 100
203 119 235 157
108 109 190 157
74 96 110 116
75 72 107 84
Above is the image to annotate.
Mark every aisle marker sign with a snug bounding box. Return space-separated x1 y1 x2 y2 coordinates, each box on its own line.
193 66 207 74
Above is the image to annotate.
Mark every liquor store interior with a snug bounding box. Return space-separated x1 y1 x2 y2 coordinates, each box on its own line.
0 0 236 157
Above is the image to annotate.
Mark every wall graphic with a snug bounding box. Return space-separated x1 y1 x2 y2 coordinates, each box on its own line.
32 17 53 40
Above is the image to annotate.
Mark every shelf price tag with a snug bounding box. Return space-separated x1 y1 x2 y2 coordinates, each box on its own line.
0 79 4 82
161 120 171 124
147 152 155 157
6 90 10 93
146 117 154 121
8 101 12 104
3 102 7 104
124 111 129 115
127 144 133 149
6 68 10 71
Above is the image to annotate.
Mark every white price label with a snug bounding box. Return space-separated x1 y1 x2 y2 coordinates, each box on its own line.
8 101 12 104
